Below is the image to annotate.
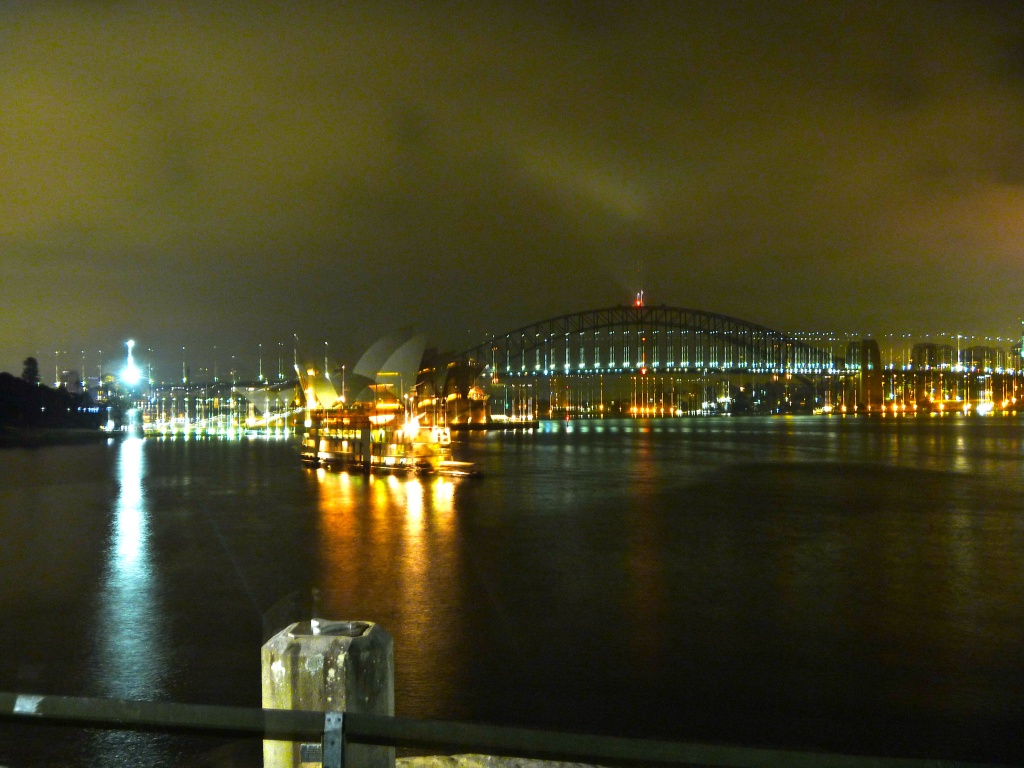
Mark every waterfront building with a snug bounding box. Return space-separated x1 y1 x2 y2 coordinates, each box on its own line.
844 339 883 411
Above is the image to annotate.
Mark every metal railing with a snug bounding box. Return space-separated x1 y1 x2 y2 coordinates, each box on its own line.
0 691 1017 768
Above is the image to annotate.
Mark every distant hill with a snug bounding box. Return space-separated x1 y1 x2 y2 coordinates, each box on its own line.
0 372 104 431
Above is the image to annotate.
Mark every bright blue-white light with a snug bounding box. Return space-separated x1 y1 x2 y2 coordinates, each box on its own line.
121 339 142 386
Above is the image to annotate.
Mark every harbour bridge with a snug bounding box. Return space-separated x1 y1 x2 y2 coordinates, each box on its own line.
440 304 1022 420
442 304 848 419
458 305 836 377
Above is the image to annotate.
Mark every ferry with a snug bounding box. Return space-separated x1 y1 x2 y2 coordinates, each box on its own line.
300 408 476 476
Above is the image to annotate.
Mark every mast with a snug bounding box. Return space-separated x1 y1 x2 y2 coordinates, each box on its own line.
635 259 645 307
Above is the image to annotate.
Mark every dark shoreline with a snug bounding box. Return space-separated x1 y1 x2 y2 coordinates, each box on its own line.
0 427 123 448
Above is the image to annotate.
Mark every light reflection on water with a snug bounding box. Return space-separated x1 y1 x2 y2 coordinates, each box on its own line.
2 418 1024 765
86 436 172 766
312 469 466 718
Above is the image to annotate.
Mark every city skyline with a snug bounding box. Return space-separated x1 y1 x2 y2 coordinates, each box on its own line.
20 323 1024 391
3 2 1024 375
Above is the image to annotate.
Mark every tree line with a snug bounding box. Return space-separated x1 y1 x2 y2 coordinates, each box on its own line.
0 357 104 430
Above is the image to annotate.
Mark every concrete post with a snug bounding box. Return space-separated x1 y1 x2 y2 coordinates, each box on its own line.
262 620 394 768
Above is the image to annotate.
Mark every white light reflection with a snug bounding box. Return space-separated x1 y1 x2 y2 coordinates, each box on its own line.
88 437 170 765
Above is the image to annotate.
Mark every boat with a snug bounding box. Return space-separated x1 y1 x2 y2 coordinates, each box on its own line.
300 408 475 475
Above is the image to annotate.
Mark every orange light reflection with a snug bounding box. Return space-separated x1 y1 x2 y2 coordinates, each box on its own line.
312 470 466 717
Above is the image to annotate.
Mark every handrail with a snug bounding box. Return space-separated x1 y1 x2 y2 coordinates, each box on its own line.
0 691 1017 768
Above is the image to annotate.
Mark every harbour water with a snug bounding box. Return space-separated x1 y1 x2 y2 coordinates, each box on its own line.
1 416 1023 766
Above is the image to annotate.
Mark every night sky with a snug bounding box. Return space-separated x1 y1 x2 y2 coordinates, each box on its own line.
3 1 1024 380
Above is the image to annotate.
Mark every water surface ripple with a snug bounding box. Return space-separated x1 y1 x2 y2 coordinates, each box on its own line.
1 416 1022 766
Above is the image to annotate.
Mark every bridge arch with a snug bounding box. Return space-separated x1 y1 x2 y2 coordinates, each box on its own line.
456 305 836 378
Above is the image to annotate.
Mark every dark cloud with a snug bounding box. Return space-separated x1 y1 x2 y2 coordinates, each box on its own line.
2 1 1024 378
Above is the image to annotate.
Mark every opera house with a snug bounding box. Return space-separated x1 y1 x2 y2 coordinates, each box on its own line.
240 332 489 428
